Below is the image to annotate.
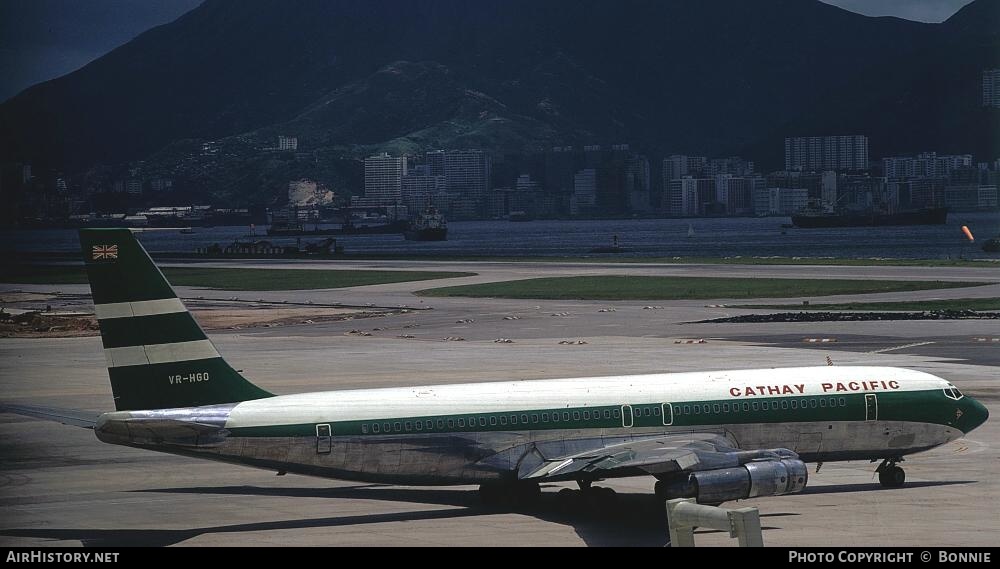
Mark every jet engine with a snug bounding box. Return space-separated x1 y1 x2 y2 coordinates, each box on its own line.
660 459 808 504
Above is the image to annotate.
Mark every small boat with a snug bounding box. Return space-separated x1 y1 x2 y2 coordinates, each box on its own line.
687 224 695 239
792 206 949 228
507 211 534 222
590 235 628 254
983 237 1000 253
180 227 196 235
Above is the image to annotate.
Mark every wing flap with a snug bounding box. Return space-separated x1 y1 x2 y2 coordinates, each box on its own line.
519 433 796 481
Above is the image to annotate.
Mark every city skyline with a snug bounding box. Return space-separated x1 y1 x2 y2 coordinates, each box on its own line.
2 0 996 226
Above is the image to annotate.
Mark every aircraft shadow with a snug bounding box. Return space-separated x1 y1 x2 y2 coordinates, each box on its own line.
0 485 796 547
801 480 974 495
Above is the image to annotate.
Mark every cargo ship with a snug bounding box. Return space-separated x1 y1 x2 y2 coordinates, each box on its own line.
266 221 340 237
791 207 949 229
337 216 408 235
404 208 448 241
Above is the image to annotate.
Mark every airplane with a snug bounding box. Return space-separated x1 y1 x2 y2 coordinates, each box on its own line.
1 228 989 508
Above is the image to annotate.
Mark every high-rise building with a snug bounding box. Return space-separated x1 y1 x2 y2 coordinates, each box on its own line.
785 135 869 172
572 169 597 214
708 157 754 177
754 188 809 216
626 155 652 212
883 152 973 180
125 178 143 195
364 153 408 204
663 155 707 182
665 177 716 216
278 136 299 151
516 174 540 192
401 166 446 212
838 175 887 210
444 150 492 212
889 178 946 209
944 185 998 210
426 150 446 176
150 178 173 193
984 69 1000 108
715 175 763 216
767 170 838 206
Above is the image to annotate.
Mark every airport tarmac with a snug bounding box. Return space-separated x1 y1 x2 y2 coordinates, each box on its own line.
1 260 997 547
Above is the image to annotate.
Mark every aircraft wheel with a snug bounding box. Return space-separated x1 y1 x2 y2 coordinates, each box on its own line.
479 482 507 507
578 486 616 513
555 488 581 512
654 480 670 502
511 482 541 506
878 465 906 488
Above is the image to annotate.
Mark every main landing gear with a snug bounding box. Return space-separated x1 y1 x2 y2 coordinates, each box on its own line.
478 481 541 508
876 458 906 488
554 480 618 512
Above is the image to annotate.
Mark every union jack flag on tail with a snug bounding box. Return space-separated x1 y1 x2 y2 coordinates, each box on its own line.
91 245 119 260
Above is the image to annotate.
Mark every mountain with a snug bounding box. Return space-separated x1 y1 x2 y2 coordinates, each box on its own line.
1 0 997 198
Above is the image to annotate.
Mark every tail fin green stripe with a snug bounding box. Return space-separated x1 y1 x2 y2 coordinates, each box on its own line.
79 229 273 411
98 312 208 349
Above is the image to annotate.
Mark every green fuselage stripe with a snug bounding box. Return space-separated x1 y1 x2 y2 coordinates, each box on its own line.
227 389 961 438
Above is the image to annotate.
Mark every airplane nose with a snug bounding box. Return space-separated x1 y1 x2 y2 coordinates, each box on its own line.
959 398 989 435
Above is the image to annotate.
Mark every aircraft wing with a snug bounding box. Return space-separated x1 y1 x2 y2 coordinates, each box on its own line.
0 403 101 429
518 433 797 481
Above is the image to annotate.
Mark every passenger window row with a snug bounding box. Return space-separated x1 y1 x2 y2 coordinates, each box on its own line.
354 396 850 435
359 406 623 434
675 397 848 417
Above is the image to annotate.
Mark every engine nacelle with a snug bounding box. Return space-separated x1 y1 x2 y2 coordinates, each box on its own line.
662 459 808 504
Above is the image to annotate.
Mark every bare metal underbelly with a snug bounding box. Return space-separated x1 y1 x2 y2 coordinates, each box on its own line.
112 420 959 486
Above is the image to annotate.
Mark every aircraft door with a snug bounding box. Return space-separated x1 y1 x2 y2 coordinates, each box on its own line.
661 403 674 426
865 394 878 422
621 405 634 428
316 424 332 454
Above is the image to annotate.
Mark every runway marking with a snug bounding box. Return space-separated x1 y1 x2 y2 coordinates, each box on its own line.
803 338 838 344
867 341 935 354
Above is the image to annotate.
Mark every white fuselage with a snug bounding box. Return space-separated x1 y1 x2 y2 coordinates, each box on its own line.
97 366 974 485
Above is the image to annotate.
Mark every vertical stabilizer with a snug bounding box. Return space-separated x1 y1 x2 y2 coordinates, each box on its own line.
80 229 273 411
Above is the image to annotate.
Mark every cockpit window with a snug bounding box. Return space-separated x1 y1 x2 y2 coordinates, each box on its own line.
944 388 964 401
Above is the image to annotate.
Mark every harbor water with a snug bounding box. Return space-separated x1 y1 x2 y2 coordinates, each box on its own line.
4 213 999 261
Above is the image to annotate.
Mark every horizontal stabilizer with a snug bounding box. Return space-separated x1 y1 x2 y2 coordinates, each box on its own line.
0 404 101 429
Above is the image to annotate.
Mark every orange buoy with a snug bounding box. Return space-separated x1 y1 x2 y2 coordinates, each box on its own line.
962 226 975 243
